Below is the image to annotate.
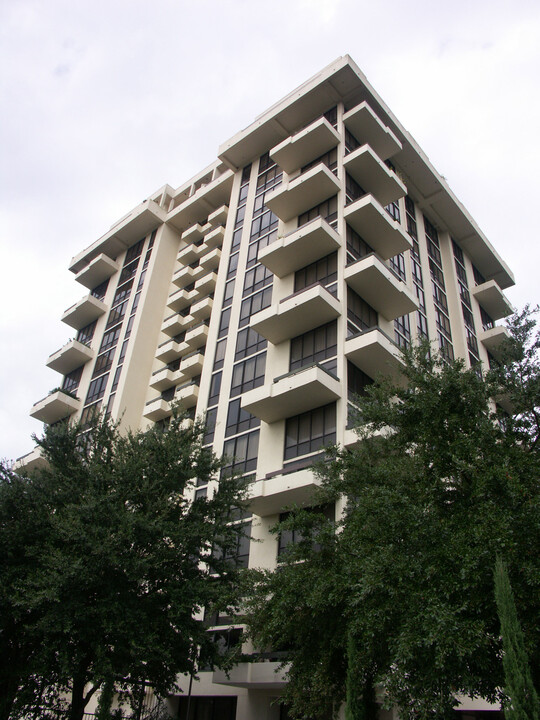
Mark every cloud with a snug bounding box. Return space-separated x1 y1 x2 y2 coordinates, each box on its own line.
1 0 539 459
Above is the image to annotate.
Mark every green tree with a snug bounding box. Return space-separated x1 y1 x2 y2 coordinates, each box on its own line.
494 557 540 720
0 460 61 720
1 413 248 720
247 311 540 720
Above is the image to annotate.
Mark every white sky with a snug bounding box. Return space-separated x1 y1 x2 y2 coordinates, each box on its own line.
1 0 539 461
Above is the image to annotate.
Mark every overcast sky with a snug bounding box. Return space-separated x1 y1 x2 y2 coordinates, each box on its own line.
1 0 539 461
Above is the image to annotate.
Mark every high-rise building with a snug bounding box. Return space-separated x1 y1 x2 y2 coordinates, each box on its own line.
24 56 513 719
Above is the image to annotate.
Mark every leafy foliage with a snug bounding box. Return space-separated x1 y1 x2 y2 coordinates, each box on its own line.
1 413 248 720
246 310 540 720
494 557 540 720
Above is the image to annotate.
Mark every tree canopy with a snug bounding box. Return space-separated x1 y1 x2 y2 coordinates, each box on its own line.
246 309 540 720
0 413 248 720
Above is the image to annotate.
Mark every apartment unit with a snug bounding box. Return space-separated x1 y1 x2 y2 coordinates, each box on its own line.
26 56 513 719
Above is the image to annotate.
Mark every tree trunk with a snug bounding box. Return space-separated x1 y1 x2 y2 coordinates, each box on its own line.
69 663 98 720
70 671 89 720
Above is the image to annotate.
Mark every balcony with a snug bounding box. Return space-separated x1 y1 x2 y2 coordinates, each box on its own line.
70 199 166 274
343 145 406 206
343 101 402 161
176 382 199 409
177 242 204 265
167 169 234 232
172 266 196 289
343 423 391 450
74 253 119 289
270 116 340 174
155 338 189 364
180 351 205 379
249 466 321 517
143 397 172 422
194 272 217 298
258 217 341 278
204 225 225 249
207 204 228 228
250 284 341 344
166 287 197 312
61 294 107 330
15 447 48 472
241 364 341 424
472 280 513 321
265 163 341 223
173 263 207 288
200 247 221 272
345 255 418 321
213 659 287 689
345 328 405 384
30 390 81 425
161 313 187 337
46 339 94 375
185 323 209 350
190 296 213 321
150 366 184 391
479 325 510 359
181 222 208 244
344 194 412 260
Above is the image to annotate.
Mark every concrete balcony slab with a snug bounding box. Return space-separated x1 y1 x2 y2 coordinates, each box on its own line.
344 194 412 260
343 101 402 161
258 217 341 278
172 266 196 289
176 382 199 409
250 284 341 344
15 447 48 472
61 294 107 330
74 253 119 289
345 255 418 321
166 287 197 312
480 325 510 359
149 367 183 392
241 364 341 424
265 163 340 223
249 466 321 517
161 313 187 337
167 170 234 232
345 328 405 384
46 339 94 375
181 223 207 244
185 323 209 350
207 204 228 228
200 247 221 272
204 225 226 249
472 280 513 321
143 398 172 422
343 144 406 206
177 243 204 265
155 339 190 364
270 116 340 174
190 297 214 321
30 390 80 424
180 352 205 379
194 272 217 298
213 661 287 690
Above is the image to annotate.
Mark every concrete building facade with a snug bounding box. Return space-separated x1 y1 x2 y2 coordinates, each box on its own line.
26 56 513 719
